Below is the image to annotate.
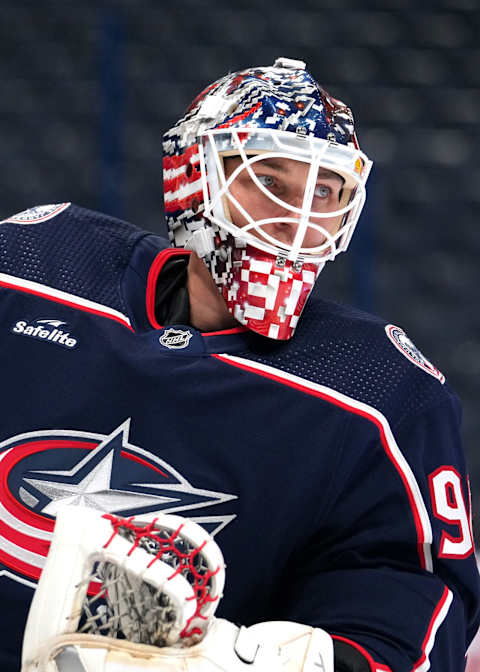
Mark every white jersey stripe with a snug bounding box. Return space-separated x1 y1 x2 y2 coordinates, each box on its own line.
413 587 453 672
0 272 132 330
213 353 434 572
0 534 44 568
0 503 51 541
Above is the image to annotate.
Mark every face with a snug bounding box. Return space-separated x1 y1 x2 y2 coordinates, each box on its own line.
223 156 346 251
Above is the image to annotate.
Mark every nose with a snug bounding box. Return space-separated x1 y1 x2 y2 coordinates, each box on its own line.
263 195 305 245
265 211 336 250
259 192 334 249
268 220 298 245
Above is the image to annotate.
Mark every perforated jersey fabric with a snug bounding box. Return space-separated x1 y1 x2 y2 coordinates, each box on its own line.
0 204 478 672
0 204 148 316
240 296 454 431
0 202 447 429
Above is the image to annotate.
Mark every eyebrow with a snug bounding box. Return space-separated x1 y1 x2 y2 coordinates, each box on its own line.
316 168 344 184
254 158 289 173
254 159 344 184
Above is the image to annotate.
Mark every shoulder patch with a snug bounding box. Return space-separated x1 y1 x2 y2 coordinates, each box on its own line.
1 203 71 225
385 324 445 384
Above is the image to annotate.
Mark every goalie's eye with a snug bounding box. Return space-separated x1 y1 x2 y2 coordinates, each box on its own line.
257 175 275 188
314 184 331 199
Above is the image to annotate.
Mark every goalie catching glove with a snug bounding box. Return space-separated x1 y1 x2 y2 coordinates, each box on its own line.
21 506 337 672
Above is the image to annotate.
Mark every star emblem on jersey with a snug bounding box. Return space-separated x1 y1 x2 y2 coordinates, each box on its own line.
0 421 237 587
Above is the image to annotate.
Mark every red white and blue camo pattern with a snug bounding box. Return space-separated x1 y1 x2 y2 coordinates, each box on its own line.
162 57 370 340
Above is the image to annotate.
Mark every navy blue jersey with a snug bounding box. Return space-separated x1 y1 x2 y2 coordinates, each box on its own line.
0 203 479 671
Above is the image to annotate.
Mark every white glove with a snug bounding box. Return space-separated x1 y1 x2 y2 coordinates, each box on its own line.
21 505 225 671
28 617 334 672
21 505 334 672
233 619 335 672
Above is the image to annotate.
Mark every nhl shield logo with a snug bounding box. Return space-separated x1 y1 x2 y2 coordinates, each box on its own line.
159 328 193 350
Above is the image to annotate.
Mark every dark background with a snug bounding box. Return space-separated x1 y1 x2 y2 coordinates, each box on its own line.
1 1 479 530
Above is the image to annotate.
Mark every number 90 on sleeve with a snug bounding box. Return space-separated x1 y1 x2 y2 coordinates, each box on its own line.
429 467 474 559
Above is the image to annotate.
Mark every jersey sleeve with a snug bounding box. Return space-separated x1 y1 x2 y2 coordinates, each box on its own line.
281 385 480 672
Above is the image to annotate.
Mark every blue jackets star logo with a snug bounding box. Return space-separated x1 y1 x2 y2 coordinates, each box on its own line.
0 420 237 588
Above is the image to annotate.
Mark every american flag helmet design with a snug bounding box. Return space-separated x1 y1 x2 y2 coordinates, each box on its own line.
162 57 372 340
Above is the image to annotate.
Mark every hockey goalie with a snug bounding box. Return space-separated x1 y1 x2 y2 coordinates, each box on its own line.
21 506 335 672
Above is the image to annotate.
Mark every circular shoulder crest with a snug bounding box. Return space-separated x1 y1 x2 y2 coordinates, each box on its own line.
385 324 445 384
1 203 71 225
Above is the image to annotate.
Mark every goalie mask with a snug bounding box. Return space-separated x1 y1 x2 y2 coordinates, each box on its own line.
163 57 372 340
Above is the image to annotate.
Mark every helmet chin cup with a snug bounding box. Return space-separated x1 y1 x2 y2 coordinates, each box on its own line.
220 244 324 340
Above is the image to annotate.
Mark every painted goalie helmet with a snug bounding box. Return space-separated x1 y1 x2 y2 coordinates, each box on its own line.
163 57 372 340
